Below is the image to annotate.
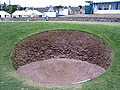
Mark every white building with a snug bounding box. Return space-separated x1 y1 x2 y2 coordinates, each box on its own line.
43 6 56 17
43 12 56 17
58 8 69 16
25 10 43 17
93 1 120 14
0 11 10 18
12 10 43 18
12 11 26 18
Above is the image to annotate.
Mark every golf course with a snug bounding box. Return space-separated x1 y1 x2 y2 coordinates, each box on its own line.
0 21 120 90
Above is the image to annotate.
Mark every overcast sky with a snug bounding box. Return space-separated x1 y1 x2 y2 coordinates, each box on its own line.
0 0 120 7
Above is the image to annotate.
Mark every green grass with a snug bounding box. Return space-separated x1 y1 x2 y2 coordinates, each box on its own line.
0 21 120 90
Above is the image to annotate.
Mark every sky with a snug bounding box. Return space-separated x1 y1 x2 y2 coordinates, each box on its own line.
0 0 120 7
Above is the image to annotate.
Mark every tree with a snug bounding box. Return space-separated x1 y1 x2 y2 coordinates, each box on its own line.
58 5 64 9
54 5 64 9
3 5 24 14
79 5 82 9
0 2 7 11
79 5 83 14
3 5 12 14
3 2 7 8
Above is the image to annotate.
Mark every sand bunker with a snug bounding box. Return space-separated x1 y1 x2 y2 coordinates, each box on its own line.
11 30 113 85
17 58 105 85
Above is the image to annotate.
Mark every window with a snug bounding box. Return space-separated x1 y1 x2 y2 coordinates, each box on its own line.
97 4 110 10
98 4 103 10
111 4 116 10
104 4 109 10
118 3 120 10
19 15 22 17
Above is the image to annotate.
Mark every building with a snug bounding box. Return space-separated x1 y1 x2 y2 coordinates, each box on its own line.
34 7 49 13
25 10 43 17
42 6 56 17
12 10 43 18
71 6 85 14
57 8 69 16
0 11 10 18
12 11 26 18
43 12 56 17
48 5 54 12
93 1 120 14
34 6 83 16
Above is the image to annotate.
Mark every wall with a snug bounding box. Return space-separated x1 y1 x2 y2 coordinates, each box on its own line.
43 12 56 17
94 10 120 14
1 16 120 22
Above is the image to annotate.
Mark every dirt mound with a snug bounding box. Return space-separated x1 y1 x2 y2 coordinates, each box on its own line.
11 30 112 70
11 30 113 85
17 58 105 85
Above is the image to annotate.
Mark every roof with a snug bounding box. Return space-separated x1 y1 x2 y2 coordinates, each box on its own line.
25 10 43 15
34 7 49 13
48 6 54 12
71 7 80 11
12 11 25 15
94 1 120 4
67 7 72 12
70 6 85 11
12 10 43 16
33 10 43 15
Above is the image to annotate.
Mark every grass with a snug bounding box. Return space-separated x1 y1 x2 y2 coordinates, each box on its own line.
0 21 120 90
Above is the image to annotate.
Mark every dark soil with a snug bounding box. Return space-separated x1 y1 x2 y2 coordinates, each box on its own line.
11 30 113 70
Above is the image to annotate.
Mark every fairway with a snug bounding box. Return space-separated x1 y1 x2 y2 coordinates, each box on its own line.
0 21 120 90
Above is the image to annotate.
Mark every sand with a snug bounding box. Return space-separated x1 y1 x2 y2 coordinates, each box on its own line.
17 58 105 85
